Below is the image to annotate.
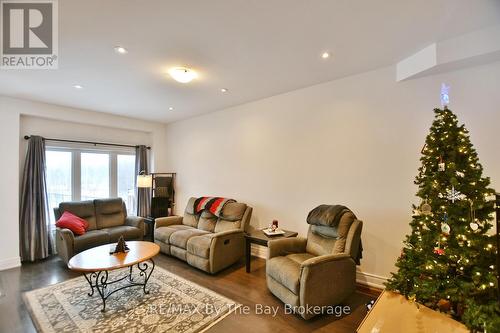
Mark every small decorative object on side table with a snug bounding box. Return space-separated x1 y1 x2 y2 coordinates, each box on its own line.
245 226 298 273
144 217 155 242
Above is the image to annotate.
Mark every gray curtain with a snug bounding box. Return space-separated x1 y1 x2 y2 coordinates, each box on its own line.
20 136 54 261
135 145 150 217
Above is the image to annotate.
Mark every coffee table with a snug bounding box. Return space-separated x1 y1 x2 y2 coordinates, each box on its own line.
245 229 298 273
68 241 160 312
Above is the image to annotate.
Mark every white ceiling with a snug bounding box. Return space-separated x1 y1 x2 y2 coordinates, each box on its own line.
1 0 499 123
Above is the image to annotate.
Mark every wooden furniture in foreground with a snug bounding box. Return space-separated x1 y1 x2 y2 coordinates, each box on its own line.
244 228 298 273
357 290 469 333
144 217 155 242
68 241 160 311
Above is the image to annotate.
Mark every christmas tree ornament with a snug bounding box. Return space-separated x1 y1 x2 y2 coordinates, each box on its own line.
438 156 446 171
441 223 451 235
469 222 479 231
434 247 445 255
446 186 465 203
456 171 465 178
420 200 432 215
440 83 450 107
437 299 451 312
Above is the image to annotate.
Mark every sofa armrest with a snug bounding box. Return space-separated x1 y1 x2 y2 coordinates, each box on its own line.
299 253 356 314
300 253 352 268
211 229 244 239
268 237 307 259
125 216 145 235
155 215 183 229
125 216 144 228
55 228 75 264
209 229 245 274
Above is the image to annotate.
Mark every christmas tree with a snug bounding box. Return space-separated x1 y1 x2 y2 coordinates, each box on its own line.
386 107 500 332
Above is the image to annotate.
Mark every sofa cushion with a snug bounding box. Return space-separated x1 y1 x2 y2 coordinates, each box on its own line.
95 198 126 229
213 202 246 233
214 219 241 233
170 229 210 249
170 246 187 261
266 255 302 295
59 200 97 230
221 202 247 221
184 197 197 214
183 212 199 228
286 252 315 265
74 230 110 252
187 234 214 258
101 226 142 242
198 211 217 232
154 225 192 243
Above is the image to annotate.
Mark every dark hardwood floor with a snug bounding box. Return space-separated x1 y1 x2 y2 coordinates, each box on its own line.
0 254 379 333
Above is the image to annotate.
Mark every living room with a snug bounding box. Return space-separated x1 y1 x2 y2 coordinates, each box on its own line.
0 1 499 332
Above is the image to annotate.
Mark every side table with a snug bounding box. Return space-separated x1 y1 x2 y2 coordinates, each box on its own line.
144 217 155 242
245 229 298 273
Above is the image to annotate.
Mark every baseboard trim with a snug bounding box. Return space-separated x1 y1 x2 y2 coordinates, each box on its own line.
0 256 21 271
356 271 387 290
250 244 388 290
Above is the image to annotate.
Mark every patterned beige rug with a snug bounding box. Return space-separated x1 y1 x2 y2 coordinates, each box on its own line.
24 266 240 333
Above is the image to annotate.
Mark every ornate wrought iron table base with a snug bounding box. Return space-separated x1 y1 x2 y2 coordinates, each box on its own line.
83 259 155 312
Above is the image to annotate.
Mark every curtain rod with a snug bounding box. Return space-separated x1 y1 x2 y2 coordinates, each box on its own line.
23 135 151 150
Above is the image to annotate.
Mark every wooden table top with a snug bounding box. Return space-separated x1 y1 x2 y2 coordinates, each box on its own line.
357 290 469 333
245 229 298 246
68 241 160 272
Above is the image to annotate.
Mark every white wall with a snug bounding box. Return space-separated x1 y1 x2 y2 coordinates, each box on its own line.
0 96 167 270
164 61 500 287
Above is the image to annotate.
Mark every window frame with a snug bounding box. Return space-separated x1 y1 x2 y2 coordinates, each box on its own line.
45 144 136 212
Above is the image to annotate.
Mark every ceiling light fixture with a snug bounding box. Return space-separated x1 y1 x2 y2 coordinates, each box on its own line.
169 107 174 111
73 84 83 89
321 52 330 59
220 88 228 93
168 67 197 83
114 46 128 54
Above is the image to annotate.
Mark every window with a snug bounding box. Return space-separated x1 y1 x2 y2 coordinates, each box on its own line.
81 153 110 200
45 146 137 223
117 154 136 214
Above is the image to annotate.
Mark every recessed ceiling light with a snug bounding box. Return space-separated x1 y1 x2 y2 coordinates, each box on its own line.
220 88 228 93
114 46 128 54
169 107 174 111
73 84 83 89
321 52 330 59
168 67 197 83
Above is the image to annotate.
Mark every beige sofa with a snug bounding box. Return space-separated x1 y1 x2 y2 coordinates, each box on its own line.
154 197 252 274
266 205 363 319
54 198 145 263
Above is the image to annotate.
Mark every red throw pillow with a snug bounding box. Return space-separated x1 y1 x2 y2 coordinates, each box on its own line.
55 211 89 235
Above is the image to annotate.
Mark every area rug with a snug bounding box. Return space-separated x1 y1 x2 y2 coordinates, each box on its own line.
24 266 240 333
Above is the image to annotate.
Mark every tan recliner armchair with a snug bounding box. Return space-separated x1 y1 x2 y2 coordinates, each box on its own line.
266 205 363 319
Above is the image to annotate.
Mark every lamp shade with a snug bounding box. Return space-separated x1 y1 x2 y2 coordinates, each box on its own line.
137 174 152 188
